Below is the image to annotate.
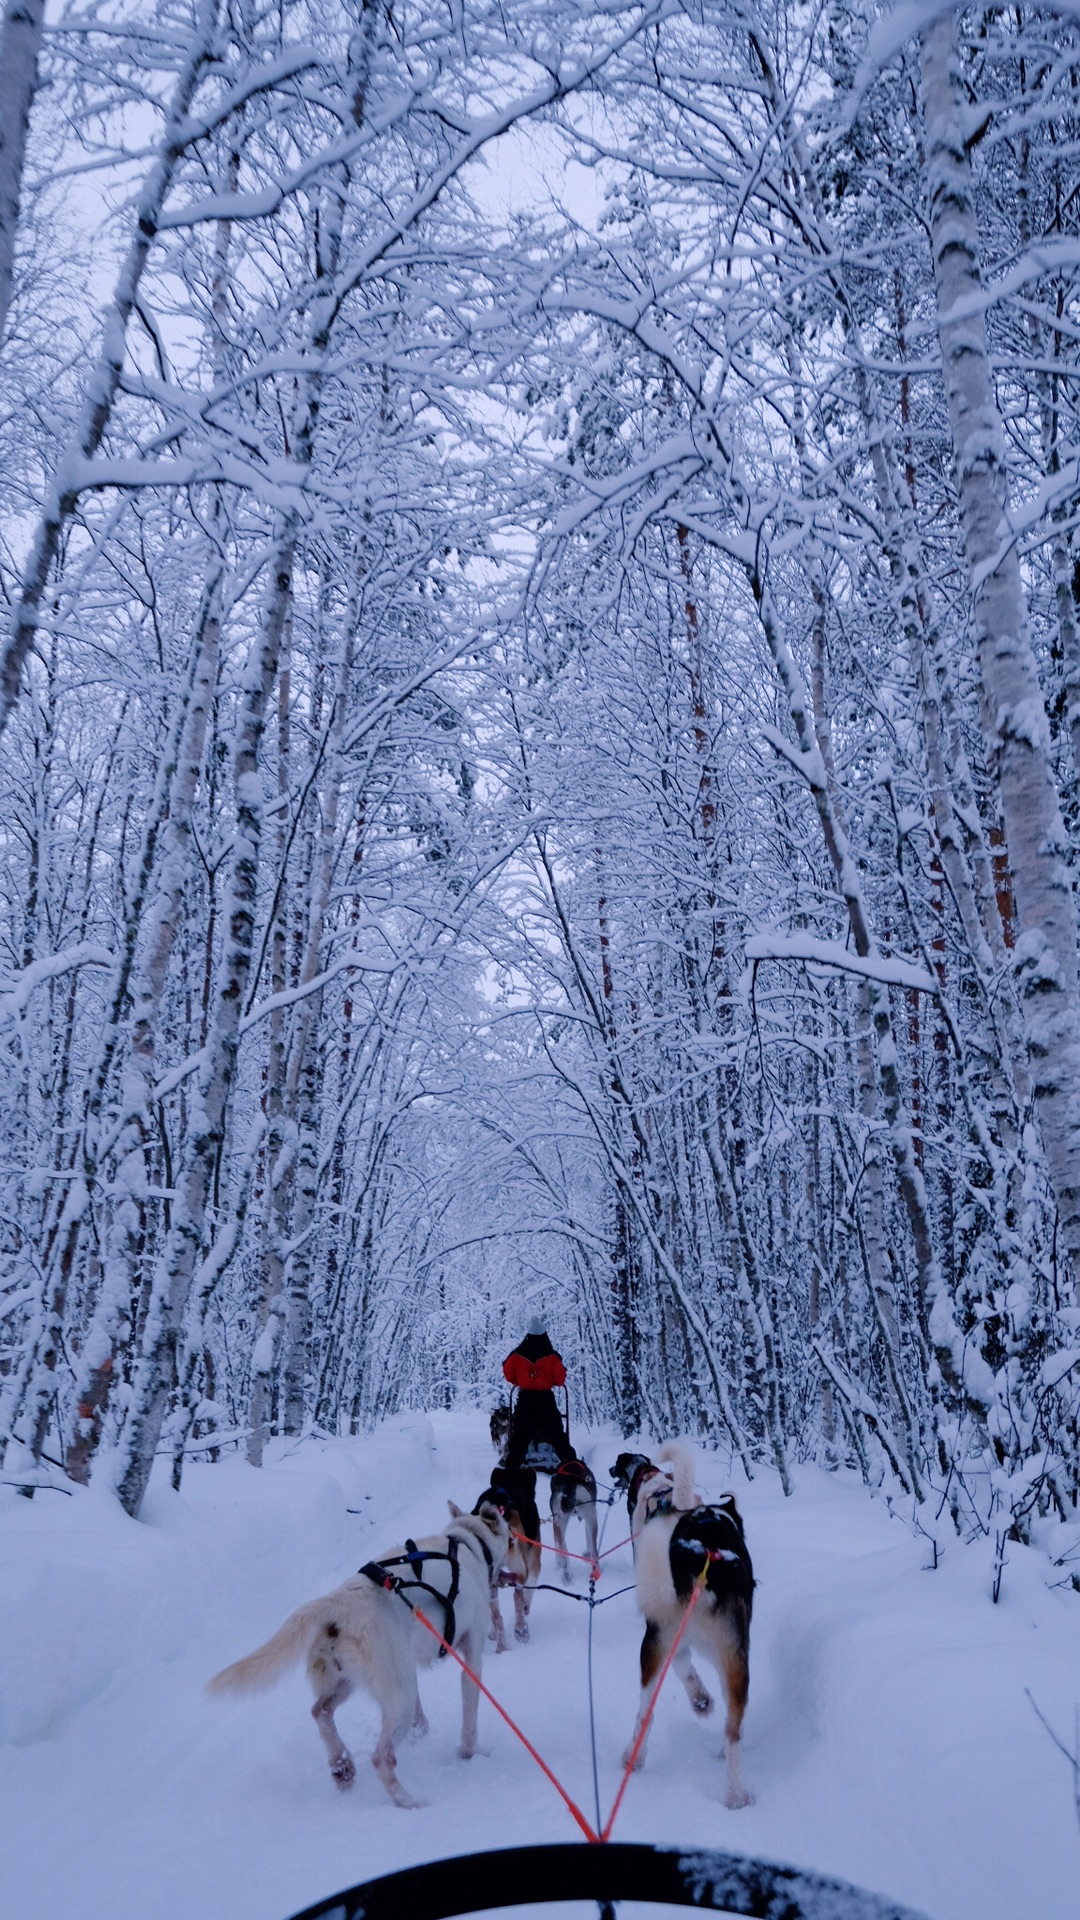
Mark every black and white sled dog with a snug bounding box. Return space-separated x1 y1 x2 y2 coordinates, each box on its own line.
208 1501 519 1809
624 1441 754 1809
473 1465 542 1648
549 1456 599 1580
489 1402 513 1462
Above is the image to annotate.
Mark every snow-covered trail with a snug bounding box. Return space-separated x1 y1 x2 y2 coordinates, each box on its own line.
2 1412 1077 1920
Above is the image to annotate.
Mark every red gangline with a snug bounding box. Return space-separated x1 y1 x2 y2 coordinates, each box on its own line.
410 1606 601 1843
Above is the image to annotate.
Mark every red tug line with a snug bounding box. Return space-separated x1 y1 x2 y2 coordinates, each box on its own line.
598 1570 709 1842
410 1605 600 1843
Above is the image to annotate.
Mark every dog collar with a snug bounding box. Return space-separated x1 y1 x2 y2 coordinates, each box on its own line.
460 1526 496 1579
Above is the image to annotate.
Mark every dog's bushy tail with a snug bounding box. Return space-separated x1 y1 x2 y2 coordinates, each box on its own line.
657 1440 696 1511
207 1597 335 1696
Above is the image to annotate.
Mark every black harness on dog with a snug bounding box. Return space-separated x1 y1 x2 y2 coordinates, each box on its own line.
642 1482 675 1520
671 1503 746 1562
669 1502 754 1606
359 1533 493 1657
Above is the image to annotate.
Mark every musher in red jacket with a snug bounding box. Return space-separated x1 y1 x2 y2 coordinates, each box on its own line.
502 1319 573 1470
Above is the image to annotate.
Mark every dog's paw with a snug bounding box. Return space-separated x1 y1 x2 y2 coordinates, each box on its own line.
691 1687 714 1716
514 1624 530 1644
620 1745 646 1772
724 1783 754 1810
330 1754 355 1790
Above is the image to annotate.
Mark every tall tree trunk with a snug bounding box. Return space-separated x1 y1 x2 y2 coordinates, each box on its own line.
921 11 1080 1298
0 0 45 344
110 539 294 1516
64 571 222 1483
276 605 356 1434
247 635 291 1467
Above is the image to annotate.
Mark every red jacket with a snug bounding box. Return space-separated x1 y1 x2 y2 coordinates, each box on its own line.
503 1351 566 1392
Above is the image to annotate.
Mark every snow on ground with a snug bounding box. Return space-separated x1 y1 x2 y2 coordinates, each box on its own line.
1 1411 1078 1920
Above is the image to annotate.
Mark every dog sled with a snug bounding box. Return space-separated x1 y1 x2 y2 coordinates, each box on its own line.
493 1384 573 1473
286 1840 931 1919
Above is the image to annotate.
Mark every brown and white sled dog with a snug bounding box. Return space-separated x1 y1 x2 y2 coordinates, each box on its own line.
609 1449 672 1541
624 1441 754 1809
208 1502 517 1809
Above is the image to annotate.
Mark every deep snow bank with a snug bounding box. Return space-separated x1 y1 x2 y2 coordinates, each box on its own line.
1 1413 1077 1920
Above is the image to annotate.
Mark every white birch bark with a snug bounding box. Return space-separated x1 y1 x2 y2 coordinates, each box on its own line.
63 570 222 1482
169 1112 264 1489
921 11 1080 1295
277 622 353 1434
1015 99 1080 794
0 0 44 344
246 641 290 1468
110 535 295 1516
12 612 216 1472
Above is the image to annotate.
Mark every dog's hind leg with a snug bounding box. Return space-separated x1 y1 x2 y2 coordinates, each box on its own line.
584 1499 599 1570
621 1618 674 1770
513 1578 532 1643
310 1675 356 1790
717 1637 752 1809
551 1503 571 1584
489 1587 508 1653
308 1630 357 1789
371 1681 425 1808
673 1638 714 1717
411 1688 429 1739
456 1629 482 1759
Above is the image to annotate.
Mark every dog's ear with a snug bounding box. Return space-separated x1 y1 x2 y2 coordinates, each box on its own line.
448 1499 464 1518
717 1491 742 1524
476 1499 505 1536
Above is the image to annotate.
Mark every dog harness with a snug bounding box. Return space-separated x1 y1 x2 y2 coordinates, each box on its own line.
359 1532 494 1657
642 1482 675 1520
672 1509 745 1566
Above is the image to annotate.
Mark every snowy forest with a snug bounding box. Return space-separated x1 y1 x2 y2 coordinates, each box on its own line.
1 0 1080 1576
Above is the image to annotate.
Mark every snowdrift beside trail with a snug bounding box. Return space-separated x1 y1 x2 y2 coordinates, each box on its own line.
1 1412 1078 1920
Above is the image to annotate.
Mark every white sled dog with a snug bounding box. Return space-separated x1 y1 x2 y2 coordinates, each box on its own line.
208 1500 517 1808
624 1441 754 1810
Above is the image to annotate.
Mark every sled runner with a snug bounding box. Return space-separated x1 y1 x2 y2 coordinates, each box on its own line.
286 1840 933 1920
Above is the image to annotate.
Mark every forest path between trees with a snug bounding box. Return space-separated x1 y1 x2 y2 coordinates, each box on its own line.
1 1412 1077 1920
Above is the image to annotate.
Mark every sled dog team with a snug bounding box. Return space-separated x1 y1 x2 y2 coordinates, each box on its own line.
208 1438 754 1812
